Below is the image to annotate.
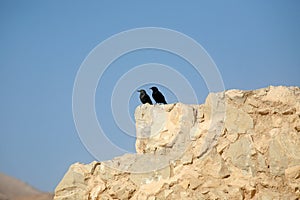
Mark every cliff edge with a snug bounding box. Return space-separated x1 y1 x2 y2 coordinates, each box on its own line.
54 86 300 200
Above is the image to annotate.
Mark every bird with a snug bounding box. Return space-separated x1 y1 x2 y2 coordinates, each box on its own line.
137 89 153 105
150 86 167 104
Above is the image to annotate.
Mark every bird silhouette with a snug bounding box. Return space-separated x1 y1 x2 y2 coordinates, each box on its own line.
137 89 152 105
150 86 167 104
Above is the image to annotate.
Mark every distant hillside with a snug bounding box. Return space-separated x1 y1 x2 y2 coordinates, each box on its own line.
0 173 53 200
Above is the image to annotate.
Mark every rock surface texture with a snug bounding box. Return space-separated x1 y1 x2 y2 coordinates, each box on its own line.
54 86 300 200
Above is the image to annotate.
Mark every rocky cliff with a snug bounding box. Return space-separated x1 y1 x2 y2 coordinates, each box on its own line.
54 86 300 200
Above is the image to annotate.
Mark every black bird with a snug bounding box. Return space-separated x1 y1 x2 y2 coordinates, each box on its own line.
150 86 167 104
137 89 152 105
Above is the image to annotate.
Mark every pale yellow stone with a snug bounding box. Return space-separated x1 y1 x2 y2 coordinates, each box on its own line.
226 136 252 171
54 86 300 200
129 165 170 185
225 104 253 134
179 179 189 190
226 132 239 143
262 85 297 105
164 189 173 198
54 163 88 200
247 97 260 108
226 89 246 103
216 137 229 153
89 184 105 200
285 165 300 179
269 138 288 176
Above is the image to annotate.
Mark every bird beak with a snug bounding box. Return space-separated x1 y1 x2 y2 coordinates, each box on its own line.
137 90 141 92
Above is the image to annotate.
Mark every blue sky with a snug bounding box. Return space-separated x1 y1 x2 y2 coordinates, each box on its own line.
0 1 299 192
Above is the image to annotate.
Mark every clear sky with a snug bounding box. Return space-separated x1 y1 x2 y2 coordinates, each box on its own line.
0 0 299 192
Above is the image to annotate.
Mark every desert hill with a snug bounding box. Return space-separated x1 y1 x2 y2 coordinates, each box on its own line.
0 173 53 200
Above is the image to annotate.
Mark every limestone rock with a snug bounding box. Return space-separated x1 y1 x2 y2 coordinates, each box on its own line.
225 104 253 134
54 86 300 200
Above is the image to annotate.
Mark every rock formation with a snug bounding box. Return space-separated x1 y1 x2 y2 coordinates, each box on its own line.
54 86 300 200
